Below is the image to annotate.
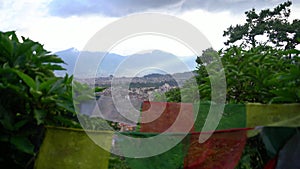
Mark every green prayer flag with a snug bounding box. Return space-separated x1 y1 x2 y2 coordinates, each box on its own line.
194 103 246 131
117 133 190 169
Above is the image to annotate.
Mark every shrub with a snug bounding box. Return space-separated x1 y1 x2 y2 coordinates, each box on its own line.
0 31 79 168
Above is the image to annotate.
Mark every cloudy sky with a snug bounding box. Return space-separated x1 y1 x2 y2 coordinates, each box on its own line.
1 0 300 56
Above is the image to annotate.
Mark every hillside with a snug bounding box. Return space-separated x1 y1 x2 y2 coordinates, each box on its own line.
54 48 197 77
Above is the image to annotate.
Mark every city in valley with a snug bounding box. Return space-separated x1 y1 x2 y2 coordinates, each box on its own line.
76 71 196 131
79 71 195 102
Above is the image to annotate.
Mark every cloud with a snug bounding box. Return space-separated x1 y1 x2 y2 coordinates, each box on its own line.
180 0 287 13
48 0 181 17
0 0 49 32
2 0 299 56
48 0 293 17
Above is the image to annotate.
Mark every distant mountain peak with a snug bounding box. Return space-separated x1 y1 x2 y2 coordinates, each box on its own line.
55 48 197 77
135 49 154 55
68 47 79 53
57 47 79 54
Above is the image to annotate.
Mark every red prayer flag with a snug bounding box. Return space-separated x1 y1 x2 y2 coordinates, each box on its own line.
184 130 247 169
139 101 247 169
140 101 195 132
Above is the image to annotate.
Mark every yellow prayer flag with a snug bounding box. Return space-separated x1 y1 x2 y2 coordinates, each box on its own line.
35 126 113 169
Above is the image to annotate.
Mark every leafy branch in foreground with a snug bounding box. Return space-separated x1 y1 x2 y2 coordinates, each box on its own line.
0 31 78 168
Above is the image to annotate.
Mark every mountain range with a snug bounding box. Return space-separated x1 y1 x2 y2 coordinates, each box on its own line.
54 48 198 77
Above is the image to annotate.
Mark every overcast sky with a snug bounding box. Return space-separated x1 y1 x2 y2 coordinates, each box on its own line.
1 0 300 56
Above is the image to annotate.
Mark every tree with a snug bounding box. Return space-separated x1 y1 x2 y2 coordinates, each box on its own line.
165 88 181 102
223 46 299 103
195 48 218 101
196 47 219 66
193 1 300 104
223 1 300 50
221 2 300 168
195 2 300 168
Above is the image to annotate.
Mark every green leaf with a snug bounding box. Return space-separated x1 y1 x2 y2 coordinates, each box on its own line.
39 54 65 63
10 136 34 154
48 78 64 93
0 104 14 131
30 88 43 98
41 95 57 104
39 78 58 91
15 40 37 59
14 69 36 89
53 115 78 127
34 109 46 125
44 63 66 71
269 94 297 103
95 87 105 92
0 32 14 57
56 102 75 113
14 119 29 130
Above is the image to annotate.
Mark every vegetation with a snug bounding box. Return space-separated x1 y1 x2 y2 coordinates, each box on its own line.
165 1 300 168
196 46 300 104
0 31 124 168
223 1 300 50
0 31 82 168
0 1 299 169
195 1 300 104
166 2 300 104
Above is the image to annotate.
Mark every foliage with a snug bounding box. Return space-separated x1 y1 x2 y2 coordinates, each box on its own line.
153 80 200 103
195 3 300 104
223 1 300 50
153 91 166 102
194 47 300 168
108 155 131 169
195 1 299 168
195 47 219 102
222 46 299 103
165 88 181 102
153 88 181 102
0 31 79 168
235 136 268 169
163 1 300 168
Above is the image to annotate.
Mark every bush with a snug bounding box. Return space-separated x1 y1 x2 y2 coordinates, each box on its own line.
0 31 79 168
